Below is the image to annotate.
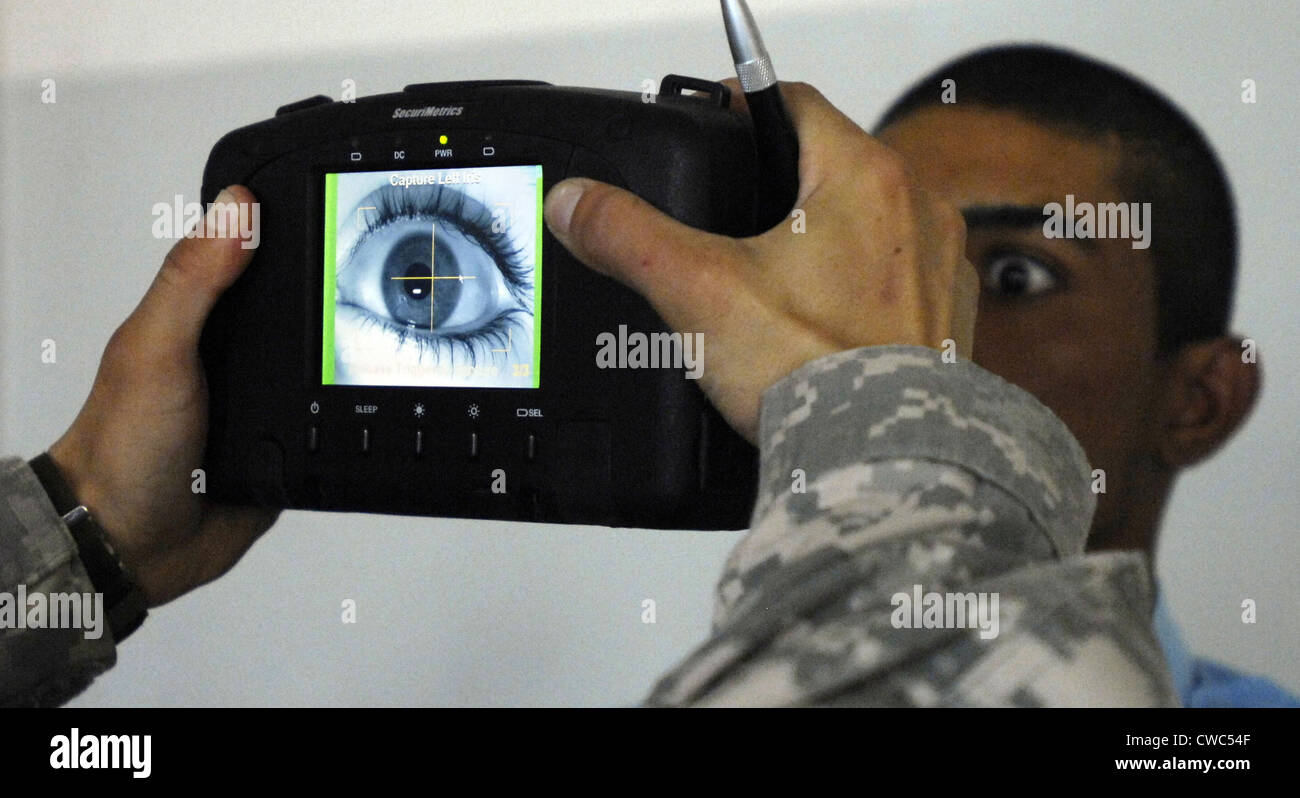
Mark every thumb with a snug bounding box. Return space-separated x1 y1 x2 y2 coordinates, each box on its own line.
125 185 259 356
544 178 742 330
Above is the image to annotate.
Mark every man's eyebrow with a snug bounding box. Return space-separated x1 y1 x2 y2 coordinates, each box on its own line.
961 204 1099 251
960 205 1047 230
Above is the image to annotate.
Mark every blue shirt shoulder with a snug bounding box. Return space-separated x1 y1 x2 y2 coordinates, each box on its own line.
1153 588 1300 708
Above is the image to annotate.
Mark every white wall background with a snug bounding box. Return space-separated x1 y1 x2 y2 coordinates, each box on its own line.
1 0 1296 705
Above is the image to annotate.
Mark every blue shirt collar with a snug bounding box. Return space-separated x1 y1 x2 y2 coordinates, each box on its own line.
1152 583 1195 703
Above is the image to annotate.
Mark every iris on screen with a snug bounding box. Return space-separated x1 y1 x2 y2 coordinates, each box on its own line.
324 165 541 388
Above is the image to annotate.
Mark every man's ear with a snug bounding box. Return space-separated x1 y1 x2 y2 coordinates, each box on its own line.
1157 336 1261 468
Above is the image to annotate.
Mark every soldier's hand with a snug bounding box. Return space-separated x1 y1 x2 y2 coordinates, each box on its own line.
46 186 279 607
542 81 977 443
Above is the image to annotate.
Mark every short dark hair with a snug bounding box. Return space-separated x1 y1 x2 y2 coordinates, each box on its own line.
875 44 1237 355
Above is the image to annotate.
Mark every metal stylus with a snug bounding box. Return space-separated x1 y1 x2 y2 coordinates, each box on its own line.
721 0 800 231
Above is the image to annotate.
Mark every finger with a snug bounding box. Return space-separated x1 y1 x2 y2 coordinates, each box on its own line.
953 259 979 360
717 77 749 115
719 79 804 124
768 82 902 207
776 82 866 147
544 177 743 332
918 197 976 354
124 185 259 356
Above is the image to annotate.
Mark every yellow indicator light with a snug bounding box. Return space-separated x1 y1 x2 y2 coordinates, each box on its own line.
439 134 448 145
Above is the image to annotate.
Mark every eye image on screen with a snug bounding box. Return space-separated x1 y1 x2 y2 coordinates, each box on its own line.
321 164 542 388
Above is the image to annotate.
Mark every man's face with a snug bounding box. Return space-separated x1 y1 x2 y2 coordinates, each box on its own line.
878 105 1165 551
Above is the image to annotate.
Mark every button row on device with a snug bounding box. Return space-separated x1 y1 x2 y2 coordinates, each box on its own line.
306 425 541 460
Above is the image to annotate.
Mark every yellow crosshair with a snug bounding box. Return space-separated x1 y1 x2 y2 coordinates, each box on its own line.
386 221 475 331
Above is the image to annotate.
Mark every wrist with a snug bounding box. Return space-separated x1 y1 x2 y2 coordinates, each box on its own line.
30 445 150 640
46 436 127 556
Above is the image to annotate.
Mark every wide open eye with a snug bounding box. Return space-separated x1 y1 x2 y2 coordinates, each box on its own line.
345 215 510 335
981 251 1061 298
334 180 534 367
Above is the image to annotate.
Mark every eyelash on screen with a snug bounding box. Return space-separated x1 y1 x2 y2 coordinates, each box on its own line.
339 181 535 360
346 182 533 302
356 307 531 366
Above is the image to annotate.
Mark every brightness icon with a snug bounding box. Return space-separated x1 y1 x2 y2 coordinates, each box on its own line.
467 404 480 419
413 403 426 418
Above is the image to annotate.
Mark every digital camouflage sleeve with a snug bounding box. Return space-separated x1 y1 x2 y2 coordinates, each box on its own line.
0 457 116 707
646 345 1178 706
0 346 1176 706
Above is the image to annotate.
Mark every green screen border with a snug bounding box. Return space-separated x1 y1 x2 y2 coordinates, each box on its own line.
321 173 338 385
320 167 541 389
532 165 542 388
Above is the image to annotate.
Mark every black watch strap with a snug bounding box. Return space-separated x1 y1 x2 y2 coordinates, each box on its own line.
27 452 149 642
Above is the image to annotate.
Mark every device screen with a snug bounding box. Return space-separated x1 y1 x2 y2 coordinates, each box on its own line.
321 164 542 388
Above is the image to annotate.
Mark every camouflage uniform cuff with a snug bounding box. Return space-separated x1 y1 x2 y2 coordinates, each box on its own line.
0 457 117 707
755 346 1096 558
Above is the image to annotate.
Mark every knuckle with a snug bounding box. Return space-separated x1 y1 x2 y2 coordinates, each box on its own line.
98 322 141 385
939 200 966 242
838 132 876 167
102 323 131 363
160 242 203 286
779 81 830 120
782 81 821 103
868 147 911 191
106 318 132 348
